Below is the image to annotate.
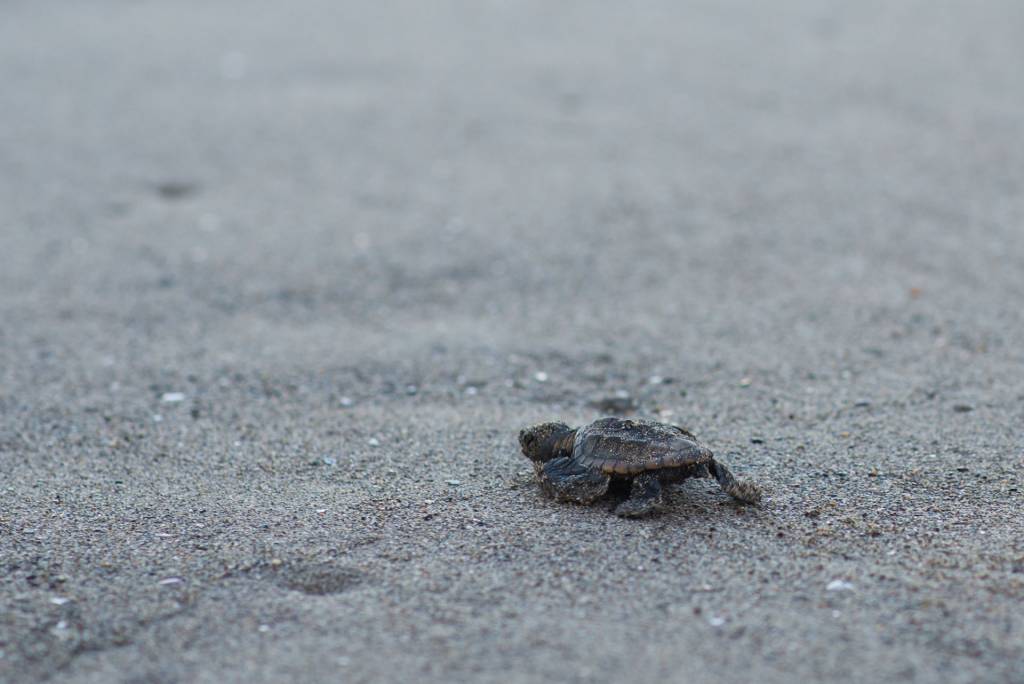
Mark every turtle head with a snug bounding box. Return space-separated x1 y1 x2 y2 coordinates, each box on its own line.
519 422 574 463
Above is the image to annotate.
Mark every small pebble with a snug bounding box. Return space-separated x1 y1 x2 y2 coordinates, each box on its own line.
367 438 380 447
258 624 271 633
446 480 461 486
161 392 185 403
339 397 354 407
534 371 548 382
708 616 726 627
158 577 184 586
826 579 854 592
739 377 752 387
322 456 337 466
953 404 973 413
49 597 70 605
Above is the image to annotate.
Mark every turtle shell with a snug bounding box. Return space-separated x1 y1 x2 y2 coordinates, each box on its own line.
572 417 712 476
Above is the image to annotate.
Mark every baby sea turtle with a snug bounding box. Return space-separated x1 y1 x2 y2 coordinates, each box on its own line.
519 417 761 517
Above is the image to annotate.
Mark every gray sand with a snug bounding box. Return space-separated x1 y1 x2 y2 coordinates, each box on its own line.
2 1 1023 682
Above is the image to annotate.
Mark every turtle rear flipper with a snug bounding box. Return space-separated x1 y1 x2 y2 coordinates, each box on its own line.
538 457 610 504
709 459 762 505
613 473 663 518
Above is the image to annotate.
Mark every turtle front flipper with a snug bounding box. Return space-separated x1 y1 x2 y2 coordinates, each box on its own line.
613 473 663 518
537 457 610 504
709 459 762 505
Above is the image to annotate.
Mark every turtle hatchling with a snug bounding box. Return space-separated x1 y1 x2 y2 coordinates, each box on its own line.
519 417 761 517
